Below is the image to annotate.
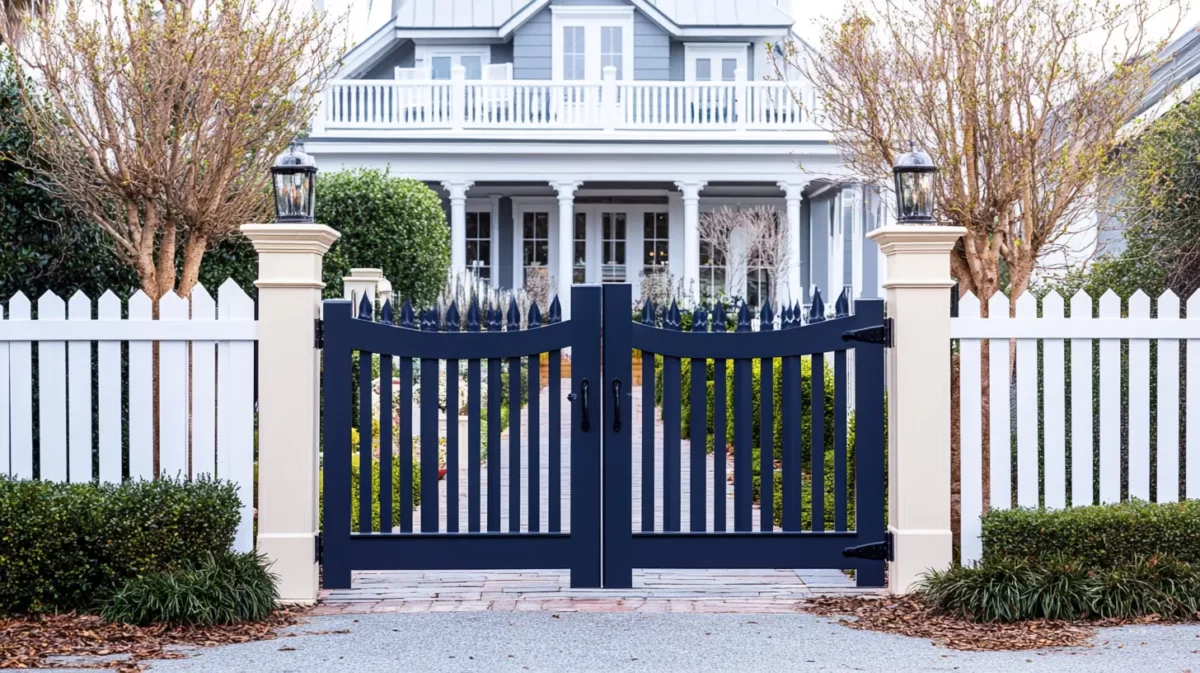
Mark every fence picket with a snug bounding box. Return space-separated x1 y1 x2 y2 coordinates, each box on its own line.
1070 291 1094 507
1041 291 1066 510
987 291 1011 510
217 280 255 552
128 291 154 480
1128 291 1151 500
191 285 218 479
67 292 93 483
1188 291 1200 500
97 292 122 484
38 292 67 482
1015 293 1038 508
1099 291 1121 503
1157 291 1180 503
159 292 190 480
0 302 7 477
8 294 32 479
958 292 983 564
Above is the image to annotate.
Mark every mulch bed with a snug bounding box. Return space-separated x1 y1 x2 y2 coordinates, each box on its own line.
802 595 1196 652
0 609 310 671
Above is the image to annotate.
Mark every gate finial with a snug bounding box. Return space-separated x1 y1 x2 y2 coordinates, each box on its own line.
400 299 415 329
548 296 563 324
466 298 481 332
692 305 708 332
527 302 542 328
759 298 774 331
445 301 461 332
380 298 394 325
835 288 851 318
736 301 751 332
506 298 521 331
809 289 826 324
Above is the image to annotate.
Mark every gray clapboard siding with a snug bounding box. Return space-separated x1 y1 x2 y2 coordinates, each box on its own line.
498 197 515 288
668 40 685 80
492 43 514 65
361 40 416 80
514 8 552 79
634 11 669 80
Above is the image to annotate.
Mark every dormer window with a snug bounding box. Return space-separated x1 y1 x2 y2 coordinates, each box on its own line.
414 45 491 81
684 43 749 82
551 6 634 81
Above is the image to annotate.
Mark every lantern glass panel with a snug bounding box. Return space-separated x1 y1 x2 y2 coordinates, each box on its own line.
273 171 315 222
896 170 934 222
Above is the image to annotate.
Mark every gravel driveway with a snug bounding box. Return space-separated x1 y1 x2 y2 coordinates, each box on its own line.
137 612 1200 672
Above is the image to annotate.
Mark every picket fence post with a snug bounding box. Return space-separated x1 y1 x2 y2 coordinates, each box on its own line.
867 224 965 594
242 222 341 605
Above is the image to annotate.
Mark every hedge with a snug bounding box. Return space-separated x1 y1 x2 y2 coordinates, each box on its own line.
981 499 1200 569
0 477 241 614
320 452 423 532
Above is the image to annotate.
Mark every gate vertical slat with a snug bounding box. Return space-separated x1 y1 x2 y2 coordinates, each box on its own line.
487 309 503 532
322 300 353 588
640 301 655 532
398 302 416 534
662 302 682 532
781 351 800 531
574 286 604 588
853 298 886 587
833 349 847 531
712 303 727 532
527 304 542 532
601 284 633 589
420 310 441 532
357 298 374 533
733 303 753 532
810 352 825 533
548 296 563 534
759 300 775 531
379 303 395 533
506 301 522 533
689 307 708 532
467 301 482 532
445 304 461 533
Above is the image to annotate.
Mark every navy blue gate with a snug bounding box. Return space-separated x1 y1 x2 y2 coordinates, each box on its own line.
321 286 603 589
321 283 886 589
600 284 887 588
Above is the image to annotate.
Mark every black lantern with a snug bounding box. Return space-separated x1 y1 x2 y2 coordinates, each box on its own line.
892 141 936 224
271 142 317 223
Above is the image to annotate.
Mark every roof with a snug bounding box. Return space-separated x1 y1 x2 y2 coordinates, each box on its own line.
1132 23 1200 120
393 0 794 31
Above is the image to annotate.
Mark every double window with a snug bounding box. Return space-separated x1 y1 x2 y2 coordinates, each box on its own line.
684 43 748 82
465 212 492 281
416 46 490 81
642 212 669 274
523 212 550 285
552 7 633 82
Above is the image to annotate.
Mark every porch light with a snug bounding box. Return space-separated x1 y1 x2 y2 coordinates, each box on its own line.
271 142 317 223
892 141 936 224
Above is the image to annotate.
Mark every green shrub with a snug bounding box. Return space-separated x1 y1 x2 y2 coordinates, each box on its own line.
319 453 423 532
0 477 241 614
920 555 1200 622
319 169 450 306
981 500 1200 569
101 552 278 626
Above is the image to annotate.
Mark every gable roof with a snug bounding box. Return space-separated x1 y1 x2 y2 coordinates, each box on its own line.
393 0 794 34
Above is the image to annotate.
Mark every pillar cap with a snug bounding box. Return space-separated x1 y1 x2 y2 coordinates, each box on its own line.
868 225 965 255
241 223 340 255
347 268 384 280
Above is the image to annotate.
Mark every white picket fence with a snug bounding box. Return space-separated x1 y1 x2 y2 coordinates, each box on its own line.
0 280 258 551
952 288 1200 564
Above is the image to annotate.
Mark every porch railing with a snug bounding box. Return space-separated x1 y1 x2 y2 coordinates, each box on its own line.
314 71 817 135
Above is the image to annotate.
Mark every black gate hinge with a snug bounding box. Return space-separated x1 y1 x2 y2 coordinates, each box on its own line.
841 317 893 348
314 318 324 349
315 533 323 563
842 531 893 562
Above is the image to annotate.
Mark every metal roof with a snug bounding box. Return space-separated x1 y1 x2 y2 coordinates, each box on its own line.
394 0 794 30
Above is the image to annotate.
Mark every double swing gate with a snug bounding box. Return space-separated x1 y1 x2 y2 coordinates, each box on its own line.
321 284 887 589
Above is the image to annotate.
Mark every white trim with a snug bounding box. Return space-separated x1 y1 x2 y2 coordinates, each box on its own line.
552 6 634 82
414 45 491 78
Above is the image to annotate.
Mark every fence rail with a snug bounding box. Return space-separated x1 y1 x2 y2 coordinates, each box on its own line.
952 288 1200 565
0 280 258 552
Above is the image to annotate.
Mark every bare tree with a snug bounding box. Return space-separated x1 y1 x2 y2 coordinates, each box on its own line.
698 206 791 303
775 0 1174 304
4 0 344 301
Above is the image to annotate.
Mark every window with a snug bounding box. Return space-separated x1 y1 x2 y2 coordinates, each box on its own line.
523 212 550 284
601 212 626 282
418 47 489 81
573 212 588 284
601 26 624 79
642 212 669 273
747 268 773 311
466 212 491 280
563 26 586 81
721 58 737 82
695 58 712 82
699 240 726 301
684 44 749 82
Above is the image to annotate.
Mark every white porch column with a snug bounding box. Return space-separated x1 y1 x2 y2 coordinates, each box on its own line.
675 180 706 302
551 181 581 317
778 181 807 305
241 222 341 605
867 225 966 595
442 181 473 276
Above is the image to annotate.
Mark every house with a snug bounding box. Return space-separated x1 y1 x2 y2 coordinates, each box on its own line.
304 0 887 316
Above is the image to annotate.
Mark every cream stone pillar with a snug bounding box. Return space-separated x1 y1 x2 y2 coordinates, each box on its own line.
867 224 965 594
342 268 382 315
442 181 473 275
778 181 808 304
675 180 706 301
551 180 581 318
241 222 340 605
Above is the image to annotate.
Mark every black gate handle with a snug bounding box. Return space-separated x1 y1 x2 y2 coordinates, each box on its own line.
568 379 590 432
612 379 623 432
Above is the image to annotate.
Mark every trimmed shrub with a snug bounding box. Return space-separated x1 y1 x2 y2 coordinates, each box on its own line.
318 169 450 306
981 500 1200 569
101 552 278 626
921 555 1200 622
0 477 241 614
319 452 422 532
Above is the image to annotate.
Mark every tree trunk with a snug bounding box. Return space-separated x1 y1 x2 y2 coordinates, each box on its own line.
177 233 208 298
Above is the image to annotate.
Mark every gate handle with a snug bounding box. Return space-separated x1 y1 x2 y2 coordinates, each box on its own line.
612 379 623 433
568 379 590 432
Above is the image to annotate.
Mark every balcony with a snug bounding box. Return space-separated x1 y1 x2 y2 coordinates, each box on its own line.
311 75 821 140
